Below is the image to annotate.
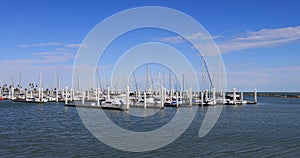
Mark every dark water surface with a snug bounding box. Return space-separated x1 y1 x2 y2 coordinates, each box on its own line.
0 96 299 157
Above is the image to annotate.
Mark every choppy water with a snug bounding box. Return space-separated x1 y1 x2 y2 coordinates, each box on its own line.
0 96 299 157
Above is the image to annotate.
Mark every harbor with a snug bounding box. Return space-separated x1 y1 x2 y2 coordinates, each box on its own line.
0 78 258 110
1 1 300 157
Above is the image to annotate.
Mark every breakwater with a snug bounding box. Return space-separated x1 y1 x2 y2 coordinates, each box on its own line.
243 92 300 98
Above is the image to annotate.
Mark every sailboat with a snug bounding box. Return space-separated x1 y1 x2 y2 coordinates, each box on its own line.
28 73 48 103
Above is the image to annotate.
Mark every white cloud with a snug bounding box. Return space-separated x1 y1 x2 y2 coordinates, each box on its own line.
157 32 222 44
156 25 300 54
18 42 83 48
0 47 76 87
64 43 83 48
1 48 75 66
218 26 300 53
159 35 184 44
18 42 63 48
0 42 79 86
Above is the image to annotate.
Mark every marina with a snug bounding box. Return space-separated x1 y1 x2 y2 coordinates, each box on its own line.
0 79 258 110
1 1 299 157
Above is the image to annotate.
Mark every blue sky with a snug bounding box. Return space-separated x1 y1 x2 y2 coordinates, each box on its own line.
0 0 299 91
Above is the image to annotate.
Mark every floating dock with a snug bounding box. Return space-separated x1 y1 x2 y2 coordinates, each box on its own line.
65 103 124 111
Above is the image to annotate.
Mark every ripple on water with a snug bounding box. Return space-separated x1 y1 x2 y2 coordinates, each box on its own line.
0 97 299 157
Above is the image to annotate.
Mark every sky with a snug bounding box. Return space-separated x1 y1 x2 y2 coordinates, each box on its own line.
0 0 300 92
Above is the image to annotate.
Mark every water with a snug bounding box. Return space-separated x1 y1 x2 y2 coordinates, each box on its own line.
0 96 299 157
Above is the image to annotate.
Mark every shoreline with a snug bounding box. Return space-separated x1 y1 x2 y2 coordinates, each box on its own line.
243 92 300 98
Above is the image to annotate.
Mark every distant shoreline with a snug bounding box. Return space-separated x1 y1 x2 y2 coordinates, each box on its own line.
243 92 300 98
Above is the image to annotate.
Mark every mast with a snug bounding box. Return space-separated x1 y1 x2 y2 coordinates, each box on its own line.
202 56 214 90
76 70 80 90
162 71 166 91
201 56 205 87
158 72 162 88
56 72 59 102
54 72 56 90
18 73 22 88
174 77 178 92
168 69 172 93
39 72 42 89
182 73 185 92
146 63 149 91
39 72 42 101
57 73 60 90
133 72 138 92
96 67 102 89
218 56 221 92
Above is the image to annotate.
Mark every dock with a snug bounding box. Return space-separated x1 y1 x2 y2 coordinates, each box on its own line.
65 103 124 111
